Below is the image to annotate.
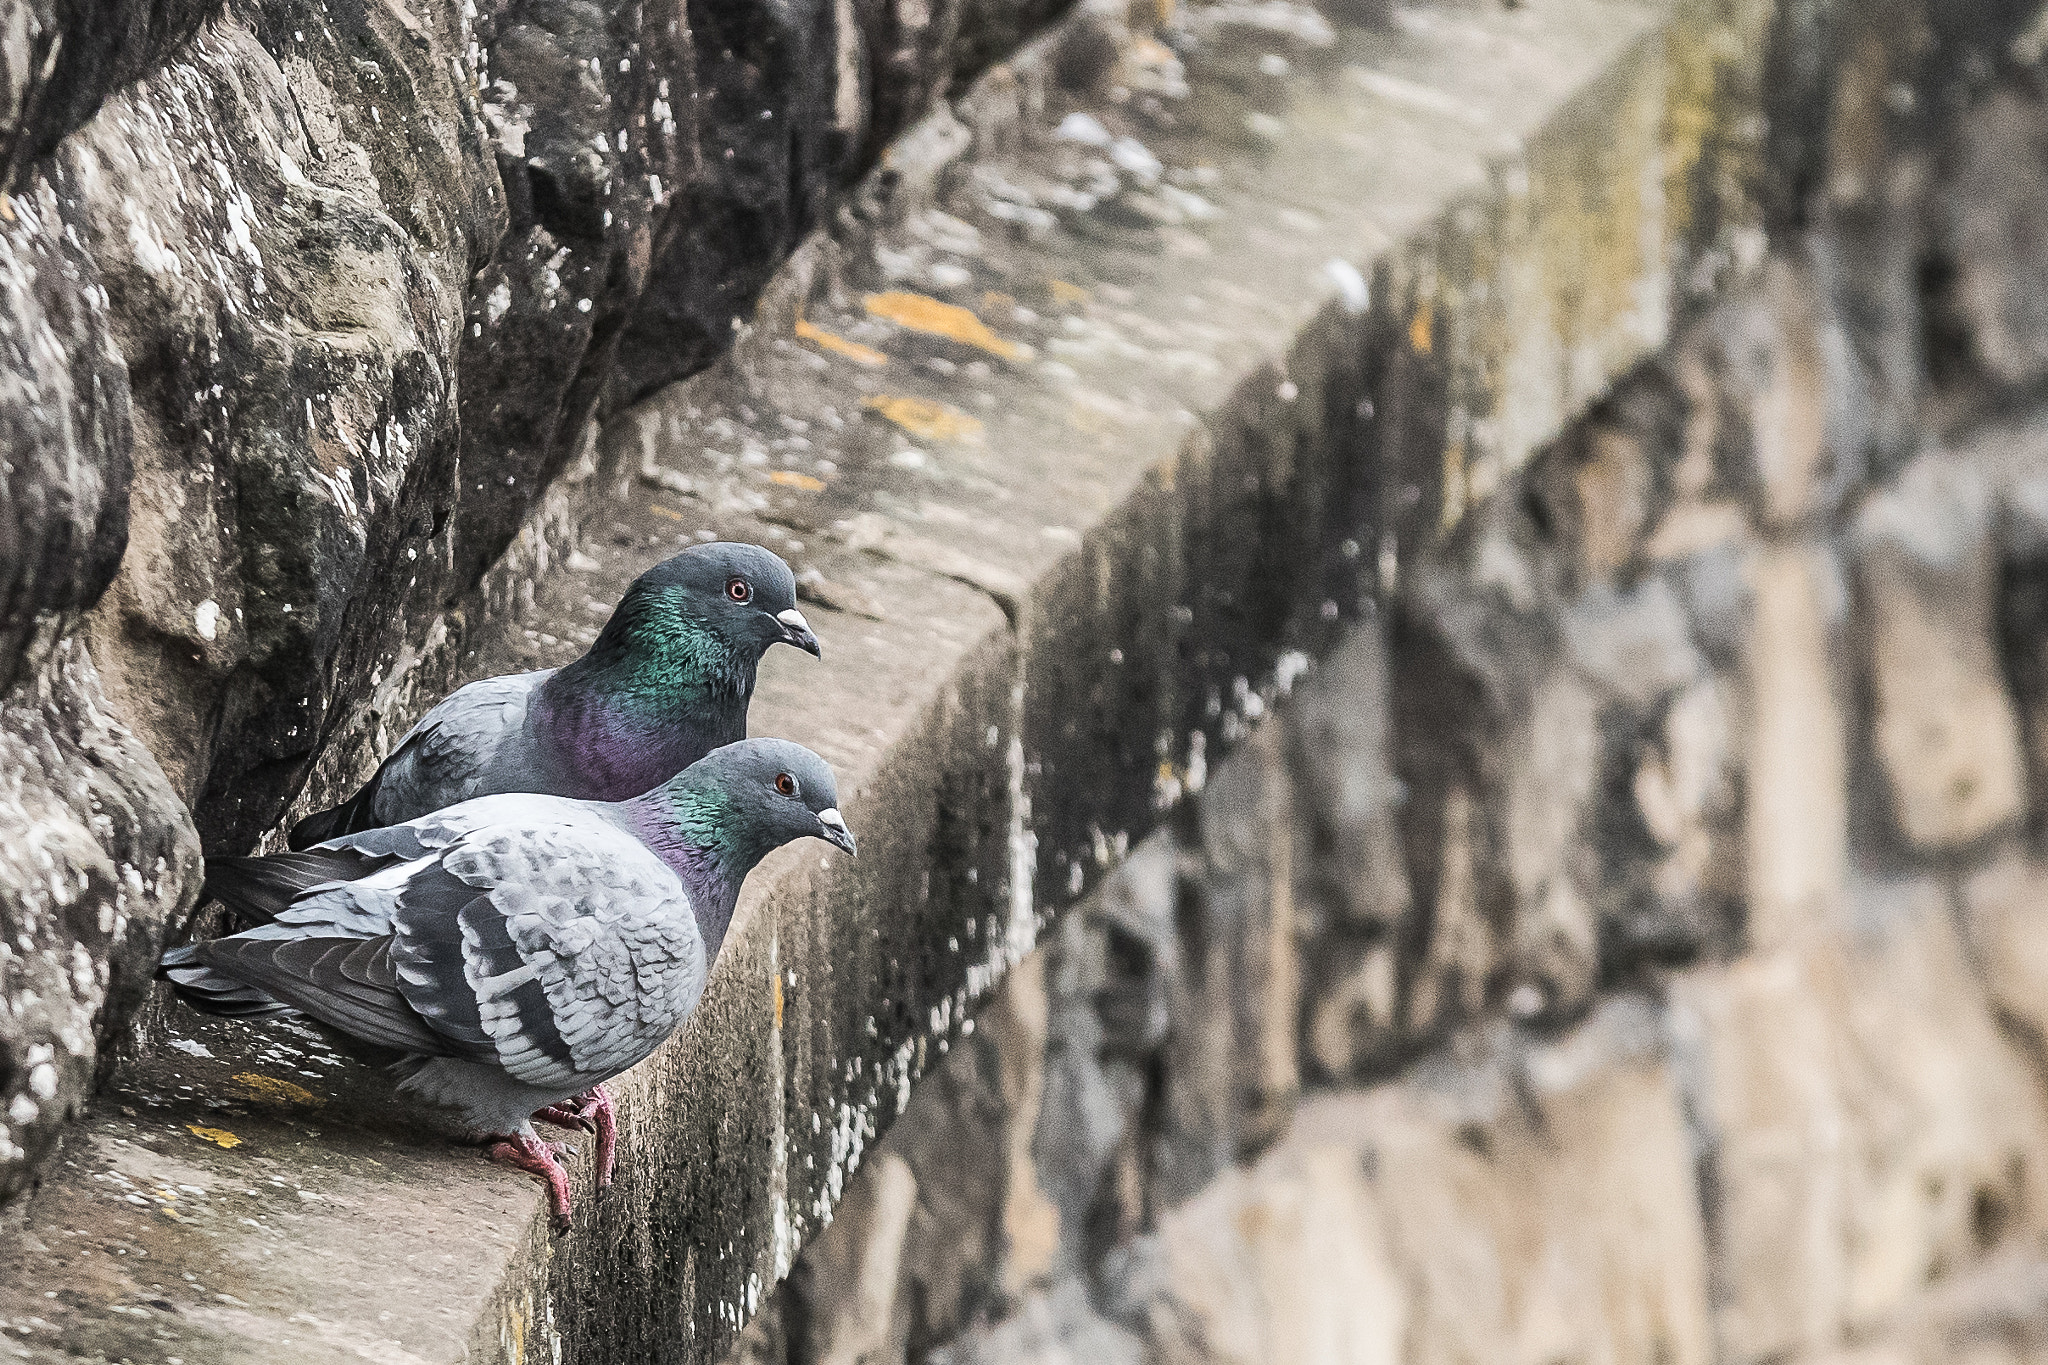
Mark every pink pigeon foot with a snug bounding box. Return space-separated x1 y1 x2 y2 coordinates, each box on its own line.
532 1084 617 1186
486 1132 574 1230
533 1102 591 1131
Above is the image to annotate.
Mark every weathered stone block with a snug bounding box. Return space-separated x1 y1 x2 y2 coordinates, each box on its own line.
791 1152 921 1365
0 166 132 698
1286 623 1410 936
0 0 218 178
1688 260 1857 532
1190 720 1300 1161
1741 543 1849 948
0 640 198 1206
1676 877 2048 1363
1566 576 1736 968
1854 454 2027 853
1386 489 1733 1043
1988 424 2048 824
1933 87 2048 392
1960 855 2048 1060
1144 1139 1407 1365
1141 1001 1711 1365
1286 623 1413 1080
926 1276 1144 1365
66 14 489 820
1626 670 1742 960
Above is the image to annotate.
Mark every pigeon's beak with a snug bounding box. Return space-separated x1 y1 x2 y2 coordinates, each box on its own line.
816 808 857 857
776 607 822 658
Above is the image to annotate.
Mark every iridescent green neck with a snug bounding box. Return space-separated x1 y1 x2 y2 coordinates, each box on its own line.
625 781 770 955
555 589 753 718
655 784 757 866
532 586 758 802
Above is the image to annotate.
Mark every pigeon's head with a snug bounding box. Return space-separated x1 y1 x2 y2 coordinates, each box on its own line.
630 542 820 661
684 738 856 860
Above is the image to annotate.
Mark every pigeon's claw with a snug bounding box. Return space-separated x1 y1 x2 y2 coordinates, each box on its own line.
533 1102 596 1134
487 1133 574 1231
530 1085 617 1186
589 1085 618 1188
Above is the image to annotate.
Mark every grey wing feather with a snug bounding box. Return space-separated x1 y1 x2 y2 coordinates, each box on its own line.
235 850 441 942
314 790 589 861
391 817 706 1090
366 670 549 826
283 792 612 939
188 935 478 1058
158 942 300 1019
204 847 398 925
284 672 549 850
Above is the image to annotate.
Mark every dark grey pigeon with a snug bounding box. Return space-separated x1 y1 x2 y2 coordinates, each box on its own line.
287 542 821 850
164 739 856 1229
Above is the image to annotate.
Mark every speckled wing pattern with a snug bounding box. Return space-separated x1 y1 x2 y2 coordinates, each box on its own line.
386 814 708 1088
206 799 707 1086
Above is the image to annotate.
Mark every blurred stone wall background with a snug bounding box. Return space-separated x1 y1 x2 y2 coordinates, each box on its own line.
731 4 2048 1361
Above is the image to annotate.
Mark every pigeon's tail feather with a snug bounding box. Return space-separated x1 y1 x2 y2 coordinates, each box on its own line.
158 944 296 1019
287 772 389 851
204 848 393 926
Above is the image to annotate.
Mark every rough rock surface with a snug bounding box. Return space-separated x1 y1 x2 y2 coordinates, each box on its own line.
0 0 1070 1206
0 642 197 1206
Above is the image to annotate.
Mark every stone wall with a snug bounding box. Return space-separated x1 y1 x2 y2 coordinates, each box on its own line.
731 5 2048 1360
4 0 2048 1357
0 0 1066 1204
0 0 1798 1354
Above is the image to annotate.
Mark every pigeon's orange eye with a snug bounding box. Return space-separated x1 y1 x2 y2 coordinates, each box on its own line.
775 773 798 797
727 577 752 603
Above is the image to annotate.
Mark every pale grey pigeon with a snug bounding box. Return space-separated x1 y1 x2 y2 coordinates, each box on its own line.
164 739 856 1228
288 542 821 849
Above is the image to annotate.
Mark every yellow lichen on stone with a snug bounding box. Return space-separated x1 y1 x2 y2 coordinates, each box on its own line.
1129 34 1175 69
1521 40 1670 417
769 470 827 491
863 292 1026 361
1048 279 1089 306
1657 1 1730 246
232 1072 323 1107
188 1125 243 1148
795 316 888 367
1409 299 1434 355
864 395 985 444
501 1294 529 1365
1441 440 1467 531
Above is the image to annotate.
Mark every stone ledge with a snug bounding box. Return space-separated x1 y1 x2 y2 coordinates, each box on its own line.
0 0 1773 1360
